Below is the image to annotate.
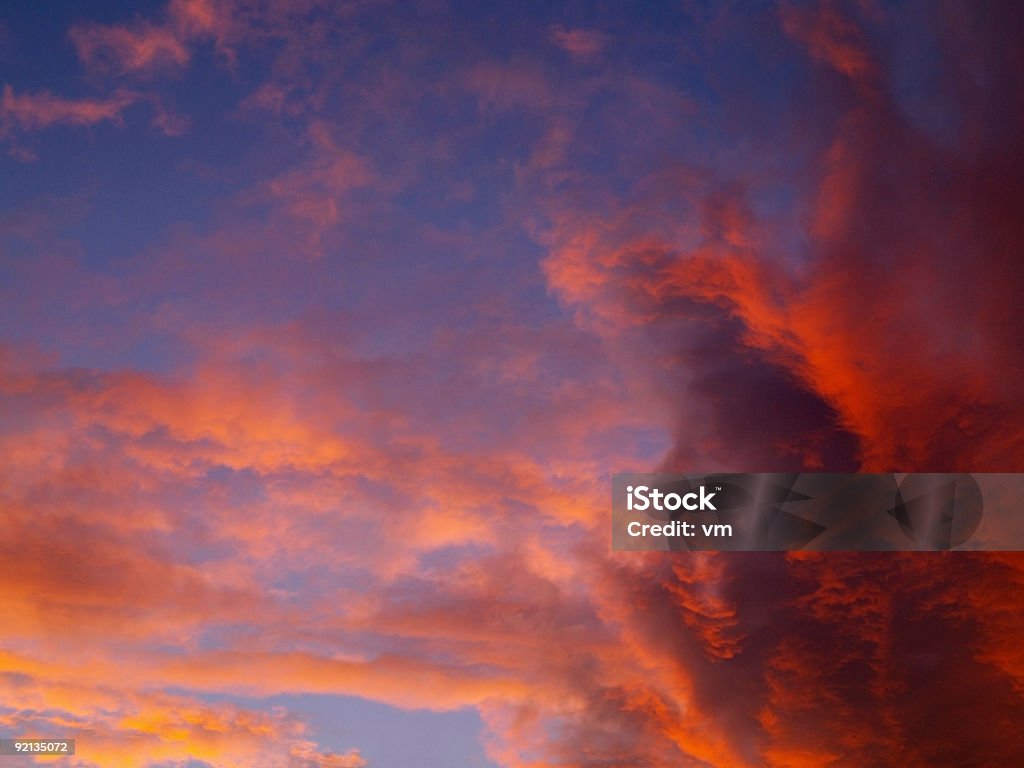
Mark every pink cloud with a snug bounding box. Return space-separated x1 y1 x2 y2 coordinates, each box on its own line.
70 22 192 75
780 2 877 83
0 85 136 133
67 0 244 78
550 26 608 59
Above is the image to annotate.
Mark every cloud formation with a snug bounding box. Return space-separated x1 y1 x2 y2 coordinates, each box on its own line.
69 0 238 76
0 86 136 131
1 0 1023 766
543 1 1024 474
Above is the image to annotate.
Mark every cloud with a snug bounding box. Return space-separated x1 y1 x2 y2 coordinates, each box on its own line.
528 4 1024 758
0 85 188 156
549 26 608 59
0 664 366 768
542 0 1024 474
2 0 1024 766
0 85 136 133
70 23 192 75
290 751 367 768
779 1 877 83
68 0 238 77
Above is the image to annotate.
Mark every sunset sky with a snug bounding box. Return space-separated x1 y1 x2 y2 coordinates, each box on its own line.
2 1 1024 766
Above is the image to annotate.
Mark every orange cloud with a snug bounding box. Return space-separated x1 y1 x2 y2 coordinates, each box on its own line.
0 662 366 768
3 2 1024 765
541 50 1024 473
0 328 761 765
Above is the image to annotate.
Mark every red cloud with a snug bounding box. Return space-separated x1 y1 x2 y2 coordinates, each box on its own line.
542 2 1024 472
780 2 877 83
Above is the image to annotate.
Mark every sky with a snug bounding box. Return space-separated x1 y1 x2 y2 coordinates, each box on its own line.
1 0 1024 766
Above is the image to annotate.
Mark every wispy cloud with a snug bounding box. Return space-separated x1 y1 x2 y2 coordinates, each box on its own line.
549 26 608 59
1 85 136 132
